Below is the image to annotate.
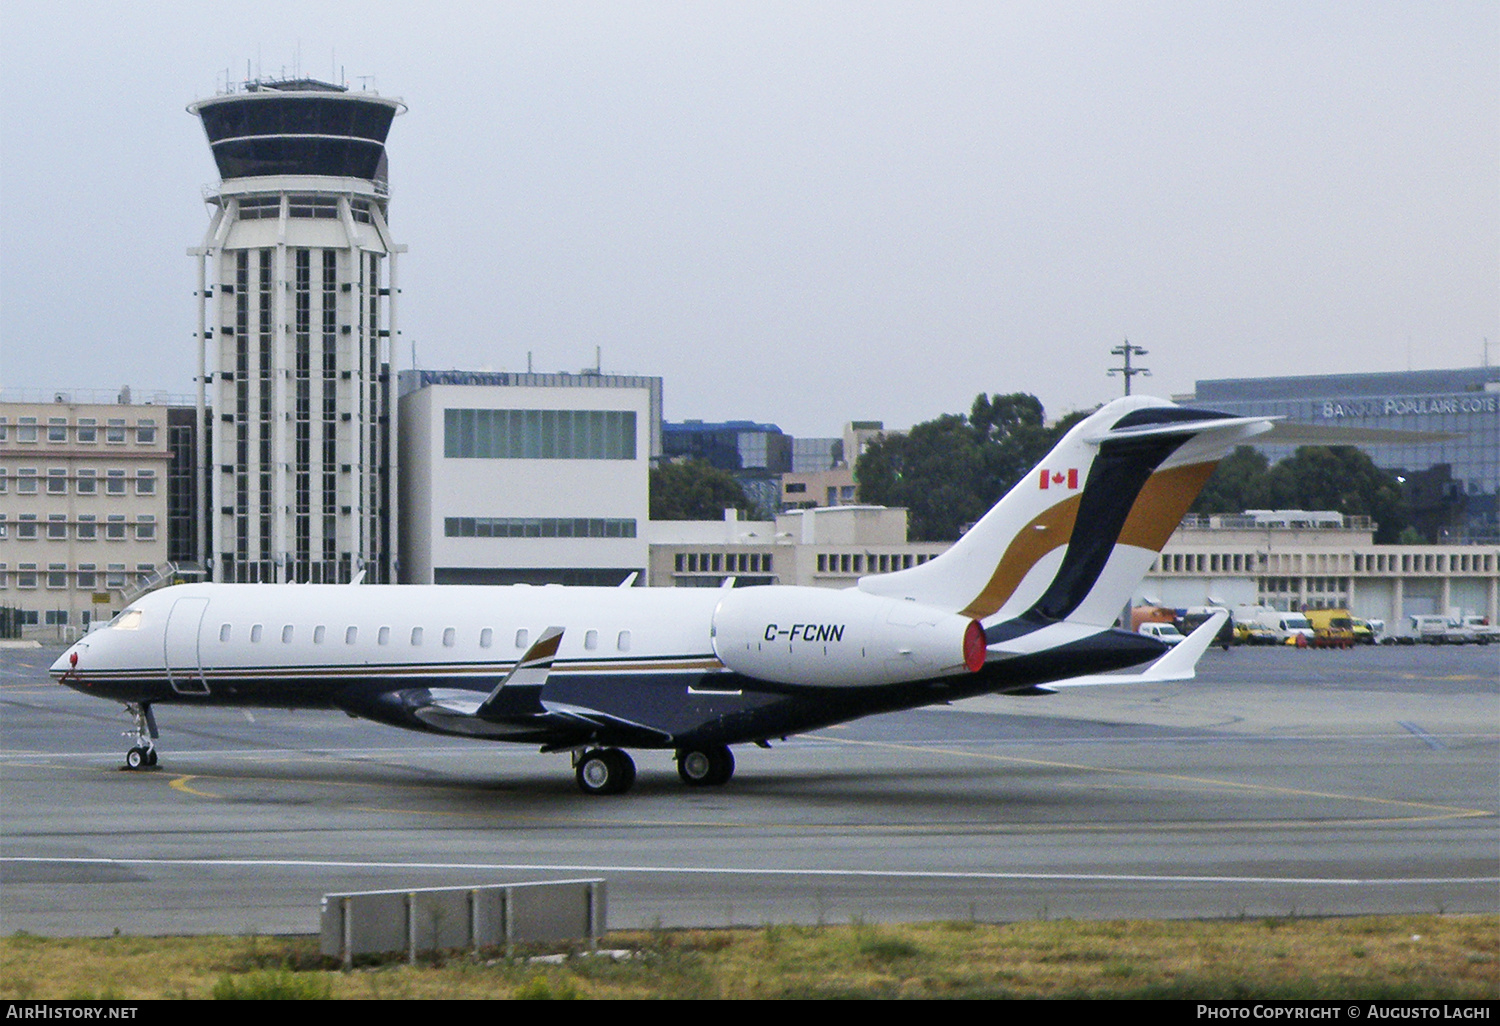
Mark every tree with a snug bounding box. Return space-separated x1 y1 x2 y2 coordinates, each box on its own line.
855 393 1090 541
1189 446 1270 515
650 460 752 521
1190 444 1410 542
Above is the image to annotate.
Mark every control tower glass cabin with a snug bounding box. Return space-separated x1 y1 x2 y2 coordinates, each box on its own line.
189 79 405 584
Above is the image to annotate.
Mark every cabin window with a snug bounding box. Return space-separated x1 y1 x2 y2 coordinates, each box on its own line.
515 629 528 649
219 624 231 643
617 630 631 651
442 627 456 647
378 626 390 645
250 624 263 643
313 625 326 644
281 625 294 643
410 627 424 646
479 628 493 649
584 629 599 651
345 626 358 645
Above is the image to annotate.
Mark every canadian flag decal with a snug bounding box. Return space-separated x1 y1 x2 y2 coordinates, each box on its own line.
1039 468 1079 490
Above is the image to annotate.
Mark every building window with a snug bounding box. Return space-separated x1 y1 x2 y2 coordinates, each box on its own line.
17 563 38 588
17 469 37 494
77 515 96 540
47 563 68 589
17 515 37 540
105 564 126 588
136 470 156 495
443 408 637 460
45 610 69 626
0 469 6 494
77 563 96 589
77 418 96 443
47 515 67 540
136 516 156 541
17 418 37 442
47 418 67 442
76 469 96 494
106 515 126 540
136 420 157 445
106 470 125 494
47 469 67 494
444 516 637 539
106 419 125 443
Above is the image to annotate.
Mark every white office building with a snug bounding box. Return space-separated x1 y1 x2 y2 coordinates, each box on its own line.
398 370 662 585
188 78 405 583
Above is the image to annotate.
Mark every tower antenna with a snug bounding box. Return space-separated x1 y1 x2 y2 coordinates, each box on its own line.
1107 339 1150 396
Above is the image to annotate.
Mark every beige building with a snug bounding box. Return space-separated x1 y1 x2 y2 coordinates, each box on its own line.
0 394 174 639
647 505 946 588
780 421 887 511
1141 510 1500 626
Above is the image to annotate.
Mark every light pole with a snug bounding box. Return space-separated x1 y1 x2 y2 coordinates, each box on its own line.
1108 340 1151 396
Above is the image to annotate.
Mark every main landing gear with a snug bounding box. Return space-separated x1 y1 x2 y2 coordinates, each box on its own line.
574 747 636 795
122 702 159 770
676 744 734 787
570 745 738 795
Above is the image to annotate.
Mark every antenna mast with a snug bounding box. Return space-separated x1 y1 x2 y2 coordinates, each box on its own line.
1108 339 1151 396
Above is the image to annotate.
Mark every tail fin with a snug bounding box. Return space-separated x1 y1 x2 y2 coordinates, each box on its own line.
859 397 1273 630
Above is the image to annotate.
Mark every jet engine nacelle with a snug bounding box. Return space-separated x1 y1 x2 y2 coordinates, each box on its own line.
711 586 986 688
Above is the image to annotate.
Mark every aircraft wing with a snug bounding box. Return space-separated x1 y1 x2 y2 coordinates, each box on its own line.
1042 610 1228 689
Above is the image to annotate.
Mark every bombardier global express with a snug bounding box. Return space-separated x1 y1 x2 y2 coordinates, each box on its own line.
53 395 1268 795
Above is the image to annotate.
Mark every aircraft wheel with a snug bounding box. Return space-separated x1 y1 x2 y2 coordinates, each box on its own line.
125 746 148 771
677 745 734 787
146 749 158 766
576 748 635 796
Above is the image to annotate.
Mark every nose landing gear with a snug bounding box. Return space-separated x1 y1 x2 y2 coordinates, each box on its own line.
122 702 159 770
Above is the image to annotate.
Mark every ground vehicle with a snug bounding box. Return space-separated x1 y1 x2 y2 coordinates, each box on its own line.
1457 615 1498 644
1350 617 1379 644
1304 609 1356 649
1408 615 1471 644
1234 605 1316 645
1138 622 1186 646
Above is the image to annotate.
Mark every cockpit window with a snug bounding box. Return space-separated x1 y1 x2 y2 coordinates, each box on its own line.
114 609 143 631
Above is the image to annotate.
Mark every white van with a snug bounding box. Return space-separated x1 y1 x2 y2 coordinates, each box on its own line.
1137 622 1185 646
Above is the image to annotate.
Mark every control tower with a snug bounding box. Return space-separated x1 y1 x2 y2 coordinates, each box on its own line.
189 78 405 584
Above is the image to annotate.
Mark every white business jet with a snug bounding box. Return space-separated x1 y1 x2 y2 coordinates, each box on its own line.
53 395 1264 795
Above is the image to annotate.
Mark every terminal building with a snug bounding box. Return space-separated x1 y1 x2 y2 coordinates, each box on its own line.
1191 367 1500 544
188 78 406 584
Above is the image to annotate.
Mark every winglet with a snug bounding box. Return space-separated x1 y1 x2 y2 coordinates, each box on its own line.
1047 610 1228 689
477 626 564 718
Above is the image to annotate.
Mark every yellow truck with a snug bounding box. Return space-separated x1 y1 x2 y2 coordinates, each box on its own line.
1304 608 1357 649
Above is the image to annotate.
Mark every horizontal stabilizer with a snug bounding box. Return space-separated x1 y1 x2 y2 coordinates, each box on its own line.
1265 422 1460 445
1045 610 1228 689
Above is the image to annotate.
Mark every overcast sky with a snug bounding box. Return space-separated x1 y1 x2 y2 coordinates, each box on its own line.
1 1 1494 436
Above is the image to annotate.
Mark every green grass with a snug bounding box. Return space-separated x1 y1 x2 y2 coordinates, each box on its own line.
1 914 1494 1000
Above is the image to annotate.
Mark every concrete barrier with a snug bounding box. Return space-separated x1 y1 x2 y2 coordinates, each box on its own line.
320 878 605 966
